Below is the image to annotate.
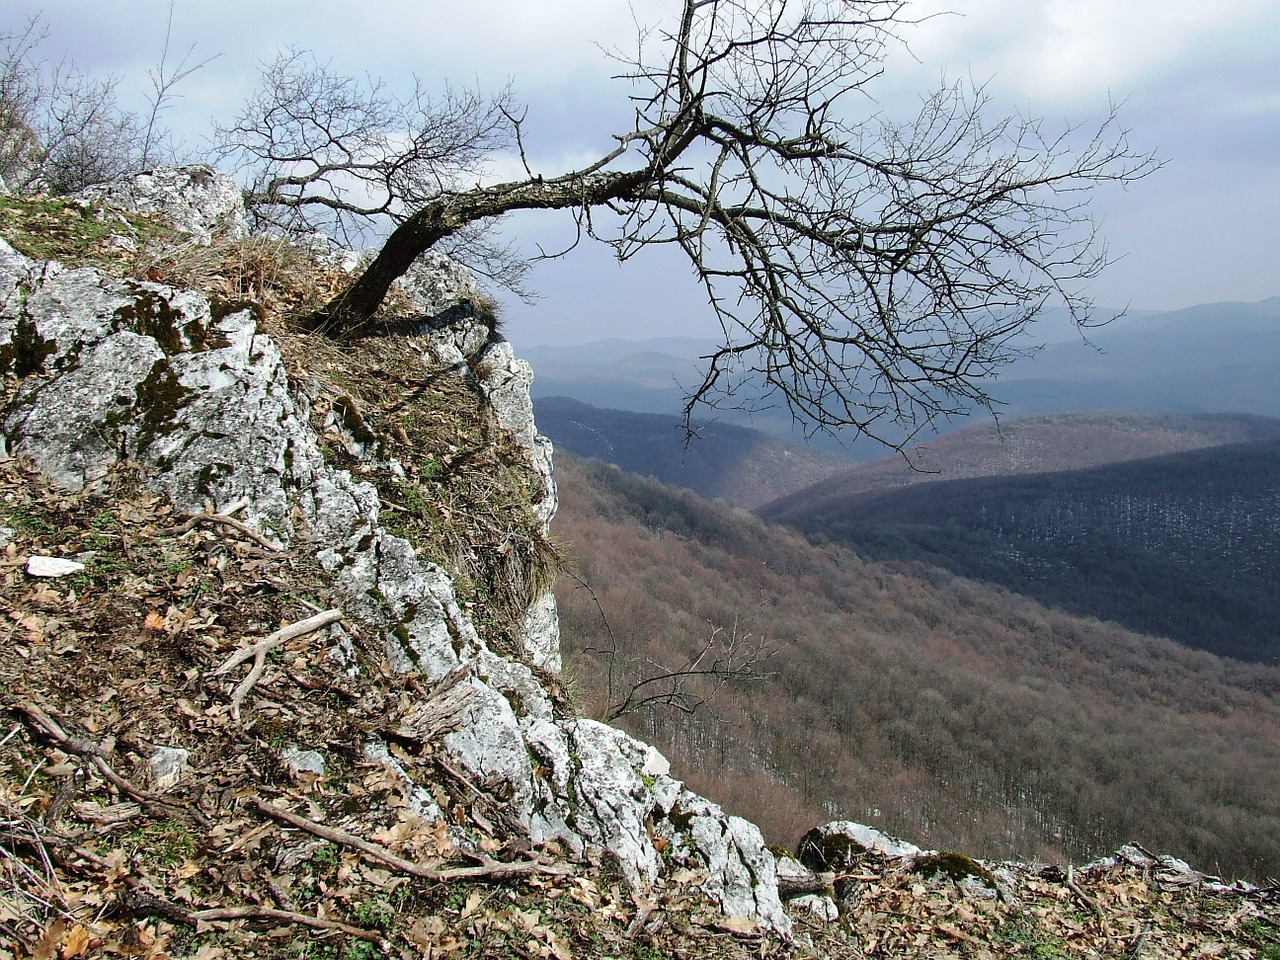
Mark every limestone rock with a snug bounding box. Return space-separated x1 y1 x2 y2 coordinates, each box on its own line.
281 747 326 779
25 556 85 578
148 746 190 791
76 165 248 244
798 821 925 871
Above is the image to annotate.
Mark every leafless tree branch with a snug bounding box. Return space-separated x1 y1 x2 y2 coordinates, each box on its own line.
223 0 1159 445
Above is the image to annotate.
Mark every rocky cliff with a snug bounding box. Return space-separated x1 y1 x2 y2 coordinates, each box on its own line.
2 169 1276 960
0 166 792 937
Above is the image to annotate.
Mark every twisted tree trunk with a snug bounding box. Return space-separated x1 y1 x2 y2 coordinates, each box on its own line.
309 171 645 336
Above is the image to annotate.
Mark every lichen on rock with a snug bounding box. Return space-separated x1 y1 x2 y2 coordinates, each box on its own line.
0 171 793 935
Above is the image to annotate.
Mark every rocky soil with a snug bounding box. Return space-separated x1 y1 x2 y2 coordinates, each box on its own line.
0 169 1277 960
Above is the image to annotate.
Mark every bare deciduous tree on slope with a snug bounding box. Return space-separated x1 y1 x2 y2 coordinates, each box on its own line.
217 0 1159 445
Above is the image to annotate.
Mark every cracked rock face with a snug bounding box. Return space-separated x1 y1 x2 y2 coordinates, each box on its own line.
0 199 792 934
75 165 249 244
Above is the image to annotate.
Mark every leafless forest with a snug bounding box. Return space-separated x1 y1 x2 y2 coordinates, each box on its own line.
553 453 1280 880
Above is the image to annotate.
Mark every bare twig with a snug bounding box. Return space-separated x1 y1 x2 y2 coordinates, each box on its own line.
253 799 572 881
166 505 285 552
1066 864 1100 916
212 608 344 720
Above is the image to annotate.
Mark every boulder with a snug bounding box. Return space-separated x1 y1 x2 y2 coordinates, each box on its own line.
75 165 248 244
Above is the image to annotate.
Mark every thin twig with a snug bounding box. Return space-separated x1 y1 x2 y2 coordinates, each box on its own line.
212 609 344 720
1066 864 1100 916
253 799 571 881
9 700 209 828
166 504 284 552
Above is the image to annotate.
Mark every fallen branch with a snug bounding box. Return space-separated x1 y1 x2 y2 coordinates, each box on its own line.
254 799 572 882
777 872 836 899
126 891 385 943
212 608 344 720
9 700 209 828
166 501 285 553
51 843 384 943
1066 864 1100 916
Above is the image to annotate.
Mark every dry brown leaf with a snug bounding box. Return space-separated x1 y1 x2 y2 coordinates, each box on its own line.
33 919 66 960
60 923 93 959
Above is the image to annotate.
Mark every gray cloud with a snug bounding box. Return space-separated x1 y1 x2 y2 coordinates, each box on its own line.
2 1 1276 346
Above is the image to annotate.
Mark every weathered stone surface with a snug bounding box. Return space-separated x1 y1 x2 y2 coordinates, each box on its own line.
398 251 479 318
0 189 792 933
281 747 327 779
25 556 85 578
148 746 190 791
76 165 248 244
798 820 925 871
658 790 790 932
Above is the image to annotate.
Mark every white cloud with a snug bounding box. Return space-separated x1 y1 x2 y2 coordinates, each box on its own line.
894 0 1280 104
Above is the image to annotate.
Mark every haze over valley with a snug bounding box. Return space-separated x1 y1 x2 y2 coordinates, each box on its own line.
542 295 1280 873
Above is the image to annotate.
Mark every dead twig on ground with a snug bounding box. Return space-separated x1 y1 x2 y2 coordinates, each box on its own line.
212 608 344 720
253 798 572 882
166 501 286 553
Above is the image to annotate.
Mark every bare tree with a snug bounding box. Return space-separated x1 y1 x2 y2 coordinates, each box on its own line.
0 16 140 193
571 568 780 723
0 11 211 194
222 0 1159 443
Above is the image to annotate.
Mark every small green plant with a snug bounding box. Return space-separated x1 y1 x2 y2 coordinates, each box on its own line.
992 916 1068 959
350 897 395 931
289 939 338 960
4 506 57 536
310 843 341 869
442 886 468 913
342 941 378 960
120 818 197 870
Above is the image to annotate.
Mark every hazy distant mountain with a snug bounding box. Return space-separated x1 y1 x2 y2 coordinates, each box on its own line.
759 411 1280 507
523 297 1280 450
760 417 1280 662
535 396 851 507
994 297 1280 420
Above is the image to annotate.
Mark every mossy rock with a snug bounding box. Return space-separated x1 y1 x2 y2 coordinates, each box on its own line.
796 827 868 872
911 851 999 890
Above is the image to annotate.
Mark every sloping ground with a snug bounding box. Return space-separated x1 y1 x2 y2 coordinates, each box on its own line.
759 411 1280 518
553 453 1280 880
4 470 1279 960
533 396 852 507
0 456 767 959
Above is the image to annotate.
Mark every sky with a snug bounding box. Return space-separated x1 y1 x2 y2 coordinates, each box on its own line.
5 0 1279 348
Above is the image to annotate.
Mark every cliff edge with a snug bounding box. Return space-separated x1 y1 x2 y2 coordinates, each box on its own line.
0 169 1276 960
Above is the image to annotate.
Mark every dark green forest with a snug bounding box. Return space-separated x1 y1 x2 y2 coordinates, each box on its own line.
760 438 1280 663
552 452 1280 881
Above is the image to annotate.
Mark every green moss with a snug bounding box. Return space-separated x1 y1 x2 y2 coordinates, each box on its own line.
911 851 998 888
0 195 177 271
113 285 208 355
0 311 56 376
132 359 195 454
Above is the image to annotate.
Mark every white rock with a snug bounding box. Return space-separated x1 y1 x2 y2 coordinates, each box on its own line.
149 746 190 790
25 556 85 578
281 747 326 778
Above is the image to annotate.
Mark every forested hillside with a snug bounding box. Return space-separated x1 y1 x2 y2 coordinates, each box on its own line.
551 452 1280 881
761 435 1280 662
534 396 851 506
